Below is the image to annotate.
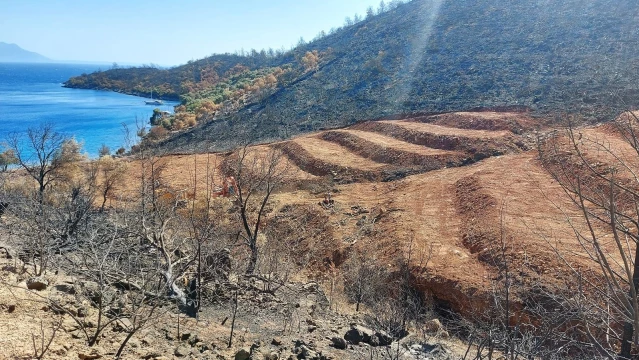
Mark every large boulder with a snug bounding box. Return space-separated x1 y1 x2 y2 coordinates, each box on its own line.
331 337 347 350
344 325 393 347
344 325 373 345
26 276 48 290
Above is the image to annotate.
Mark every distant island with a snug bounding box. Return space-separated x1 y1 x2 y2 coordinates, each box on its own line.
0 42 50 63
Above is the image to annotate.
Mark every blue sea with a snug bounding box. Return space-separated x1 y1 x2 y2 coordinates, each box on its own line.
0 63 178 157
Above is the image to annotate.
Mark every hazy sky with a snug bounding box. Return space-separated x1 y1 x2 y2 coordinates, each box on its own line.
0 0 383 66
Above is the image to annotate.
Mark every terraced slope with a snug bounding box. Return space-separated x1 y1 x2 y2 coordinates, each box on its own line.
383 121 512 138
120 111 626 316
427 111 539 133
330 129 454 156
270 112 531 184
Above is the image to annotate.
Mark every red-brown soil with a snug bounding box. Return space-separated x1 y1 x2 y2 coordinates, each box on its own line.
106 111 616 317
20 111 629 319
424 111 539 133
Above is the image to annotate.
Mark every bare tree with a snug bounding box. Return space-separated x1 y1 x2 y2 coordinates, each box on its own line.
134 151 192 307
226 146 290 274
95 156 127 212
342 250 388 312
538 112 639 359
3 134 93 275
98 144 111 157
7 123 70 203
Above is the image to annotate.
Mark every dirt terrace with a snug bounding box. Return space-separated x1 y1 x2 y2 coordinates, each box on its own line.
381 120 512 138
100 111 620 317
426 111 539 133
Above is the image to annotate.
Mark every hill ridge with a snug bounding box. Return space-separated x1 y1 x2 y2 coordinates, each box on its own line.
0 42 50 63
65 0 639 153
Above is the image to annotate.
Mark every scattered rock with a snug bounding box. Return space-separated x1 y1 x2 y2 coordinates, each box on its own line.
331 337 347 350
271 337 282 346
308 325 317 333
234 348 250 360
142 352 163 359
141 335 154 346
180 331 194 341
62 318 80 332
128 338 140 348
55 282 77 294
299 345 318 359
174 345 191 357
371 331 393 347
81 281 115 306
26 276 48 290
78 352 102 360
7 304 15 313
183 332 201 346
2 264 21 274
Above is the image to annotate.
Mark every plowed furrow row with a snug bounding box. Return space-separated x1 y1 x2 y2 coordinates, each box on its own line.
320 130 467 170
352 121 524 157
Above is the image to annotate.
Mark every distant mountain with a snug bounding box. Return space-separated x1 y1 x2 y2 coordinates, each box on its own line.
64 0 639 153
0 42 50 63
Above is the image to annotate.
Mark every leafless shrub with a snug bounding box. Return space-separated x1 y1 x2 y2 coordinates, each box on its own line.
31 318 62 360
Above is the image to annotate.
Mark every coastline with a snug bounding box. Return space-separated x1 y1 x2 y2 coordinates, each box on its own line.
0 62 179 158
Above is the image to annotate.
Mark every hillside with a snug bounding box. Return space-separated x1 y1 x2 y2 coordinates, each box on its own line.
4 111 639 358
63 54 286 101
0 42 50 63
63 0 639 153
112 111 572 315
126 111 638 344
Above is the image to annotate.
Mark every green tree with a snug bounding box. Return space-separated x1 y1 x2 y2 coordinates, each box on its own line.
150 108 164 126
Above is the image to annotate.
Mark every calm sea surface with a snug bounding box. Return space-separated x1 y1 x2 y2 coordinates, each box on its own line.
0 63 177 157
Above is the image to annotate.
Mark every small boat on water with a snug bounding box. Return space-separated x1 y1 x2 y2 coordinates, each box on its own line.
144 90 164 105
